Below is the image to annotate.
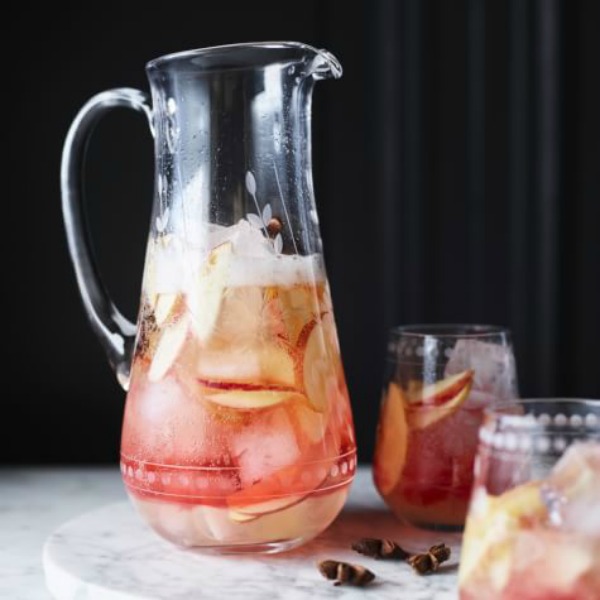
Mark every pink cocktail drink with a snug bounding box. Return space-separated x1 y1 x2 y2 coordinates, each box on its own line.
374 329 517 529
459 437 600 599
121 223 356 551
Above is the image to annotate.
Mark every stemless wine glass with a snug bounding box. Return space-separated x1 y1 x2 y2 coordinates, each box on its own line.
459 399 600 600
373 325 518 530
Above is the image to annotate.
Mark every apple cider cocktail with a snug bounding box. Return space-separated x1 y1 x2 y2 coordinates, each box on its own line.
459 416 600 600
120 221 356 550
374 326 517 530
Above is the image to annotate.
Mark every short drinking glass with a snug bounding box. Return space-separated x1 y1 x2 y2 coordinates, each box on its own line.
459 399 600 600
373 325 518 530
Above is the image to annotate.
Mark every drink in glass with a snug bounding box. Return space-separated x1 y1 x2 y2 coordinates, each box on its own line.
374 325 517 529
459 399 600 600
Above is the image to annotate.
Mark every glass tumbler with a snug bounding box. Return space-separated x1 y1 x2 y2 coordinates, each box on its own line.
373 325 518 530
459 399 600 600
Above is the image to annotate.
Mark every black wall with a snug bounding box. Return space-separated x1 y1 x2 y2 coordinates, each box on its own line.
6 1 599 464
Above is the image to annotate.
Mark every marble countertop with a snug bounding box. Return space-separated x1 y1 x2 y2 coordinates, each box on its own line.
1 468 126 599
0 467 459 600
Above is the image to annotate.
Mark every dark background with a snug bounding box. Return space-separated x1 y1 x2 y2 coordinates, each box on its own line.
6 1 599 464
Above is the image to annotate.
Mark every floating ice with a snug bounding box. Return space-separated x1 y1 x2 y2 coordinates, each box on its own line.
445 339 517 403
233 408 300 487
542 441 600 536
227 219 274 258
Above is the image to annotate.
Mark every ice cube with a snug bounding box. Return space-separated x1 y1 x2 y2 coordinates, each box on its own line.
228 219 274 257
444 339 517 402
233 408 300 487
542 441 600 536
124 373 225 465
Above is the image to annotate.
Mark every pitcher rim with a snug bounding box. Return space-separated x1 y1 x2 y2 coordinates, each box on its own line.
146 40 330 71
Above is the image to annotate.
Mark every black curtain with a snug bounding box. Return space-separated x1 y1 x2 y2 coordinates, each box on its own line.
326 0 599 460
5 0 599 463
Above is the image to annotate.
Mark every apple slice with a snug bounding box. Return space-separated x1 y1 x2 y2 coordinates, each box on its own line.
373 382 408 495
407 369 474 406
406 369 473 430
227 459 327 522
196 343 297 389
187 242 233 344
199 381 304 410
228 494 306 523
148 315 189 382
201 490 345 544
459 482 547 589
299 319 331 412
144 234 175 308
153 292 179 326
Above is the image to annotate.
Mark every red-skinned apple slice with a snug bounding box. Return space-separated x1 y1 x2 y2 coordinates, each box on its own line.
373 382 408 495
148 315 190 382
199 380 305 410
187 242 233 344
406 369 474 430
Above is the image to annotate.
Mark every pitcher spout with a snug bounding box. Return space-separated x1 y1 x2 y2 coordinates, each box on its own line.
308 47 343 80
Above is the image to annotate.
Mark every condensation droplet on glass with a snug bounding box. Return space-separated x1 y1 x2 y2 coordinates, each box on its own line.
167 97 177 115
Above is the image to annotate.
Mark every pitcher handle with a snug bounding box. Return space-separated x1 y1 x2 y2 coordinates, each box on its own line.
61 88 153 391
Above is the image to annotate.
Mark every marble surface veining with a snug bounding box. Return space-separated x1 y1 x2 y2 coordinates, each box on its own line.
1 467 460 599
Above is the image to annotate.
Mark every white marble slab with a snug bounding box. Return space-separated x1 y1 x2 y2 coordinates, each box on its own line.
42 469 459 600
0 467 126 600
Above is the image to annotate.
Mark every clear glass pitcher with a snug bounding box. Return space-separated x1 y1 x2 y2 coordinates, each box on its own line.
61 42 356 553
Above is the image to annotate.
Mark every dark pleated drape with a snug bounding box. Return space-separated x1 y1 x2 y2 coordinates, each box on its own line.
338 0 599 458
5 0 597 463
